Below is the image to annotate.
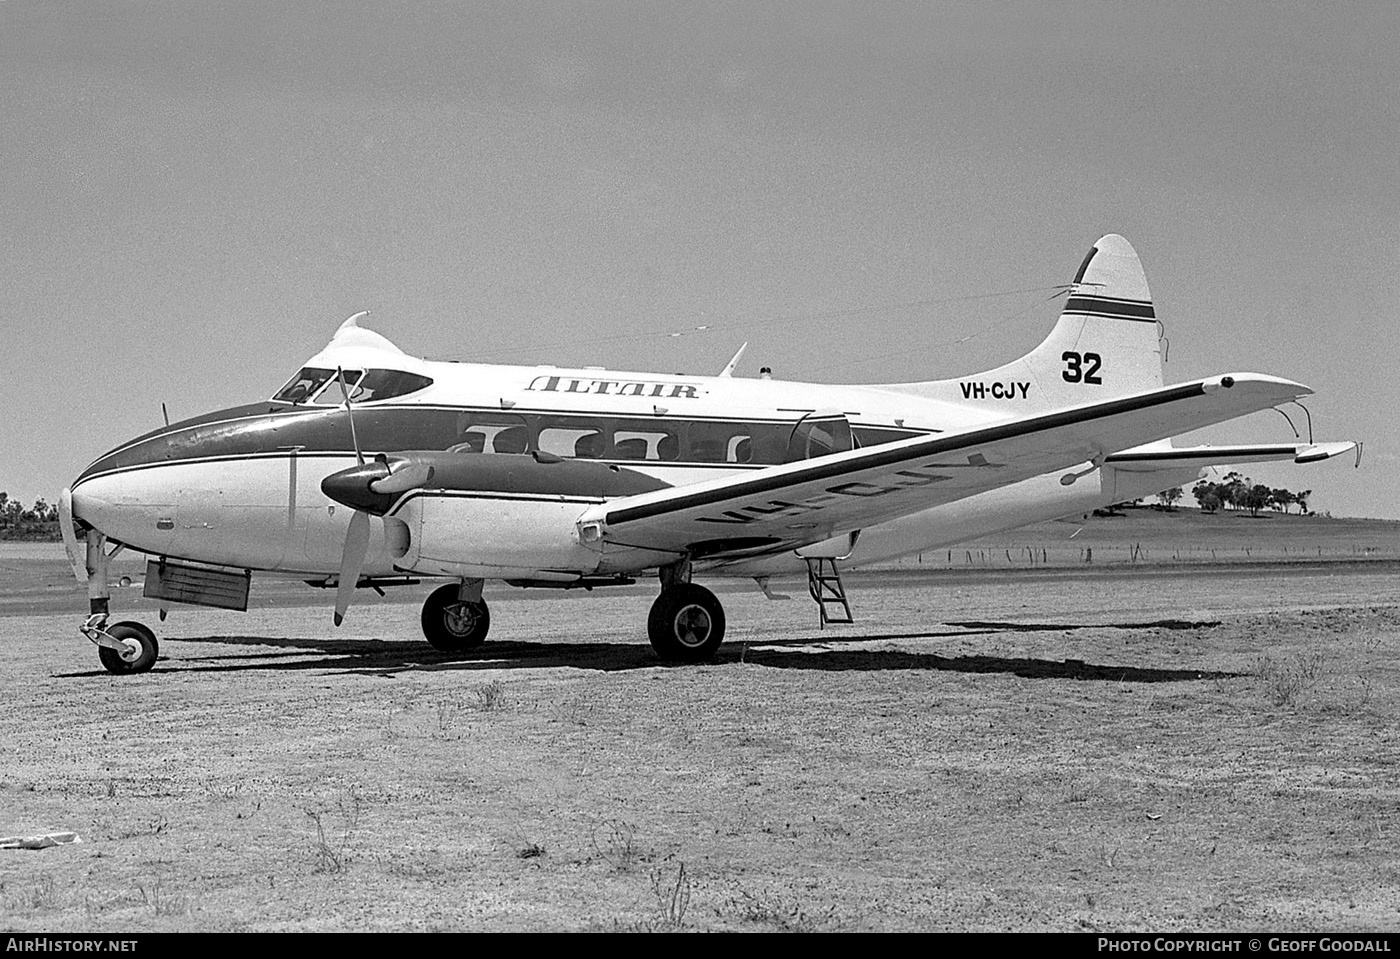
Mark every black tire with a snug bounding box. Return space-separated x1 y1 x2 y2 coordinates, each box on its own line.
97 621 159 675
421 583 491 651
647 583 726 662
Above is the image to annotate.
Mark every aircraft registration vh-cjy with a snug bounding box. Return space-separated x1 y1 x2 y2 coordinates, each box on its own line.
61 234 1356 674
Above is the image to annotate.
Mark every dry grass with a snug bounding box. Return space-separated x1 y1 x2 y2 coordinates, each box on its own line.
1 554 1398 931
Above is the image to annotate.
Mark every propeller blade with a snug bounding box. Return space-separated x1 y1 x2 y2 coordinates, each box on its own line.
369 462 435 495
334 510 371 626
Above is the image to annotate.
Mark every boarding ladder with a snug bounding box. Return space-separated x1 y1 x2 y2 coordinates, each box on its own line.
805 557 854 628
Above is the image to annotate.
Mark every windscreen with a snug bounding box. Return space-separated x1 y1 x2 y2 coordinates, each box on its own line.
272 368 339 404
273 368 432 404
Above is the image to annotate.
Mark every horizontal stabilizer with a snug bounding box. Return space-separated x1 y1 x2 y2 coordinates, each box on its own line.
1105 442 1356 472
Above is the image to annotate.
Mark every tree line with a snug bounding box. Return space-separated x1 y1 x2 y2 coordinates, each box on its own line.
1183 472 1312 517
0 491 60 530
1102 472 1314 518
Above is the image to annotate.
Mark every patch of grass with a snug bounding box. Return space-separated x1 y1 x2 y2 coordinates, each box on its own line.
591 818 645 872
83 891 132 917
1354 677 1375 710
204 778 243 801
306 788 362 874
1255 651 1326 707
382 699 410 741
435 694 466 736
649 861 691 930
136 876 190 917
724 882 836 932
101 814 170 840
1065 781 1093 804
5 874 59 912
476 680 507 711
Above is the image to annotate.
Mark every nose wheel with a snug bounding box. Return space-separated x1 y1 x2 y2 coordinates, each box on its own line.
83 617 160 675
648 583 726 662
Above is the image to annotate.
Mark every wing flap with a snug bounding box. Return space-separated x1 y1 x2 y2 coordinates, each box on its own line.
588 373 1310 558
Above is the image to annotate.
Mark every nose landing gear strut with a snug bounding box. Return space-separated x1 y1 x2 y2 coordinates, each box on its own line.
76 528 159 675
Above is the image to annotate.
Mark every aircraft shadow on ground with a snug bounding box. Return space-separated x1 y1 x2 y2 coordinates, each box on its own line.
56 619 1239 684
948 618 1224 632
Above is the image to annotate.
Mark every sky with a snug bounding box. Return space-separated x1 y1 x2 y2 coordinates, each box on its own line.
2 1 1397 518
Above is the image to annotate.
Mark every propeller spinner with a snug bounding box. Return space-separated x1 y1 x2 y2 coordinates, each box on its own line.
321 455 435 626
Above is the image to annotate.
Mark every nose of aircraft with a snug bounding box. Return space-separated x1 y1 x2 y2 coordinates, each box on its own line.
69 481 113 531
68 473 170 550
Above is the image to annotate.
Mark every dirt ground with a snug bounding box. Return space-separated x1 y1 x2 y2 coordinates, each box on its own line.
2 550 1399 931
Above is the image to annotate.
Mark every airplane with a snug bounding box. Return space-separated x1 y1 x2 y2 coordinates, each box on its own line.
59 234 1357 674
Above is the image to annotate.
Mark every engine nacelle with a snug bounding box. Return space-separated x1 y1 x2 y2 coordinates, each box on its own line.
321 451 672 579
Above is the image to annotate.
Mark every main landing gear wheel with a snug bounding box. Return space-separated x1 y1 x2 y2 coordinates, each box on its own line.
648 583 726 663
97 621 159 675
421 583 491 651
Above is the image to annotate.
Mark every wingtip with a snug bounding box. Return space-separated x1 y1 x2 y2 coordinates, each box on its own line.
1206 373 1312 400
1294 441 1357 464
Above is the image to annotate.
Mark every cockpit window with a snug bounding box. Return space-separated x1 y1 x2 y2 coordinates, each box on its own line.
273 367 339 404
347 369 434 402
272 367 433 405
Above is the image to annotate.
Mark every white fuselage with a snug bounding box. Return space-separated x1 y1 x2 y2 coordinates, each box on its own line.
70 352 1193 585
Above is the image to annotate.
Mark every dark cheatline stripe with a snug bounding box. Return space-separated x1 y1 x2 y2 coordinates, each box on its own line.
605 381 1208 525
1062 296 1157 322
1105 446 1296 463
77 401 927 484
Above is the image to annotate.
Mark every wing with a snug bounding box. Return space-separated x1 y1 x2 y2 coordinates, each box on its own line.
582 373 1311 559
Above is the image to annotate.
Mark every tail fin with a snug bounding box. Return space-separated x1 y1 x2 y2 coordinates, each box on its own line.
883 234 1164 412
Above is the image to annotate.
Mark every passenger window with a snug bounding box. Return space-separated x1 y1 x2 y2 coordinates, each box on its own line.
454 432 486 454
785 414 853 461
540 426 604 459
451 415 529 454
614 429 679 461
687 423 753 463
493 426 529 454
614 437 648 459
852 426 919 447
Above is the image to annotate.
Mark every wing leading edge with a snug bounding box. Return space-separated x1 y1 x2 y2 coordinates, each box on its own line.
582 373 1311 559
